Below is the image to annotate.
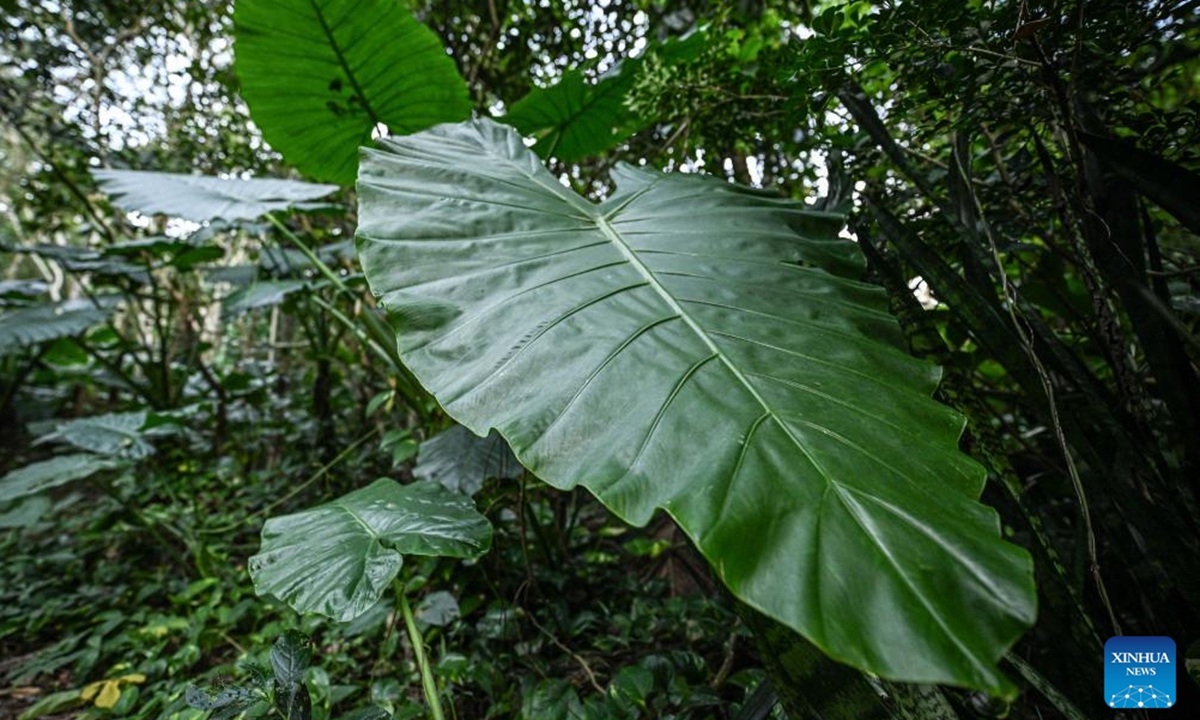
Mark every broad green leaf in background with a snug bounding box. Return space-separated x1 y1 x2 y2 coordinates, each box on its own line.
0 297 121 355
415 590 460 627
356 119 1037 696
222 279 312 318
0 453 123 503
43 410 153 459
0 279 48 304
93 169 339 223
16 690 84 720
414 425 522 496
4 244 149 282
502 33 706 162
503 68 640 162
0 495 51 528
249 479 492 621
102 237 225 270
234 0 471 185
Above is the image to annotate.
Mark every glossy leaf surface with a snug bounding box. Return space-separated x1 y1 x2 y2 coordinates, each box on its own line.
234 0 471 184
356 119 1036 695
249 479 492 622
93 169 339 222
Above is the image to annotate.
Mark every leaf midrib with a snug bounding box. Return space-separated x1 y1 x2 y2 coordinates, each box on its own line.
306 0 382 127
592 212 833 480
595 208 987 670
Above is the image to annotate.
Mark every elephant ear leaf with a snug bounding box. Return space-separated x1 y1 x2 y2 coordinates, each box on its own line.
0 297 121 356
248 479 492 622
356 119 1037 697
503 68 639 162
234 0 471 185
92 169 339 222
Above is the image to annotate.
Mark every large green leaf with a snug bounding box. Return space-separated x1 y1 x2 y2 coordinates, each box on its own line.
0 454 123 503
356 119 1036 696
93 169 339 222
234 0 471 185
44 410 153 459
249 478 492 622
0 297 121 356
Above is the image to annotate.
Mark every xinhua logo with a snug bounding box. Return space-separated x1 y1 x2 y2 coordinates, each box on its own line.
1104 636 1176 709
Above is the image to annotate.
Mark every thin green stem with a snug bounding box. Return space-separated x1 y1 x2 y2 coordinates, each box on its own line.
394 581 446 720
265 214 431 418
266 214 352 295
308 294 431 419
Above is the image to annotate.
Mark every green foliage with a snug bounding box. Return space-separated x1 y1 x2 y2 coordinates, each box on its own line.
502 33 706 162
358 118 1036 695
249 479 493 622
1080 131 1200 236
233 0 471 185
504 68 640 162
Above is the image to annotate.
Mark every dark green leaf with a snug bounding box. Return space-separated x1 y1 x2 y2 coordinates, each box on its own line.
521 679 584 720
357 119 1036 696
249 479 492 621
45 410 153 459
503 68 639 162
0 495 51 528
222 280 312 317
16 690 82 720
0 279 48 304
1079 131 1200 236
212 700 258 720
185 685 255 710
0 297 121 356
338 707 392 720
234 0 471 184
502 33 706 162
415 590 460 627
271 631 311 686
